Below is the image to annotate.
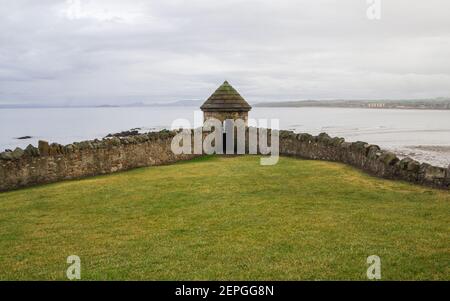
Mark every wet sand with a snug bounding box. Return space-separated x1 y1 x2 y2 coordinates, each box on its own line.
391 145 450 168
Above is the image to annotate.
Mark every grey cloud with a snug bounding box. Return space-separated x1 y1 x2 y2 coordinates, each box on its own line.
0 0 449 105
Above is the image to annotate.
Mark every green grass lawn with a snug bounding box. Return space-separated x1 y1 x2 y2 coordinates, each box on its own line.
0 156 448 280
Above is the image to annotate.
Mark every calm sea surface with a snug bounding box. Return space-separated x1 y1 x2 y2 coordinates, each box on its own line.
1 107 450 167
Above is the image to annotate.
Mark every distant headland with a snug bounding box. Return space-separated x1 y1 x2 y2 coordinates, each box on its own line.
0 100 203 109
254 98 450 110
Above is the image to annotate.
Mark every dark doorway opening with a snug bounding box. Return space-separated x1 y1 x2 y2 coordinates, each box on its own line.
223 132 227 154
223 131 238 154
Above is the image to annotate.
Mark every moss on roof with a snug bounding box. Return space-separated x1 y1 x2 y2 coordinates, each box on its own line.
200 81 252 112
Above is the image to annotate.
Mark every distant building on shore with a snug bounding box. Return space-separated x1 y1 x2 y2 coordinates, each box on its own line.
200 81 252 125
368 103 385 108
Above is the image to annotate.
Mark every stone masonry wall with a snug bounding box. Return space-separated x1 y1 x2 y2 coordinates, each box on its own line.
1 128 449 191
277 130 450 190
0 130 197 192
204 111 249 124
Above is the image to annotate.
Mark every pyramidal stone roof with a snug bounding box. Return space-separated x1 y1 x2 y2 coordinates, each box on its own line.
200 81 252 112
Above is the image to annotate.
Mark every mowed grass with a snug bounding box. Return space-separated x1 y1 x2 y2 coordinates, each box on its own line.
0 156 449 280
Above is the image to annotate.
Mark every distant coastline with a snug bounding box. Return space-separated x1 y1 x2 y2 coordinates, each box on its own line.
0 99 202 109
254 98 450 110
2 98 450 110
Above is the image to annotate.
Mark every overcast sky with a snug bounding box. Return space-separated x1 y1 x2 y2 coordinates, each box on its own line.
1 0 449 105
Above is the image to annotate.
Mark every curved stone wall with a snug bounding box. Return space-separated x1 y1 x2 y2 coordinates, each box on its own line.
1 129 449 191
0 130 197 191
278 130 450 190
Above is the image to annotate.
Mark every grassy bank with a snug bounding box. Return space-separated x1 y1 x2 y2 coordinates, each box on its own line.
0 156 448 280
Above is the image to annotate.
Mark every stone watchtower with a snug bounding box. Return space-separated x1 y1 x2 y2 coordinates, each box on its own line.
200 81 252 125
